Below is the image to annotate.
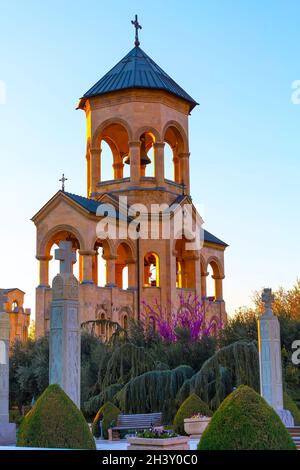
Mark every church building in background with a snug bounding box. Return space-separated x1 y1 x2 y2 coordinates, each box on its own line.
32 21 228 338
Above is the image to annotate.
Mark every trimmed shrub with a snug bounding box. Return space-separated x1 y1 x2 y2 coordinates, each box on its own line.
198 385 296 450
173 393 212 435
284 392 300 425
17 384 95 449
92 402 120 439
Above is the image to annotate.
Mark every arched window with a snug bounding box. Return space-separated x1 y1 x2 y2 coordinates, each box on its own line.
11 301 18 312
175 238 196 289
100 313 106 336
206 264 215 300
164 124 186 184
144 252 160 287
116 242 135 289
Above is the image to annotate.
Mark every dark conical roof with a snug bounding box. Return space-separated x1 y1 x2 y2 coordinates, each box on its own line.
80 46 198 110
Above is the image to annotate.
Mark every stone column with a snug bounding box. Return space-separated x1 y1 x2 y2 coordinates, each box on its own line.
212 275 225 301
49 241 80 408
129 141 141 185
154 142 165 187
113 162 124 180
90 147 101 194
37 255 52 287
201 272 209 298
258 288 294 426
127 258 137 289
79 250 95 285
179 152 190 194
105 255 117 287
0 291 16 445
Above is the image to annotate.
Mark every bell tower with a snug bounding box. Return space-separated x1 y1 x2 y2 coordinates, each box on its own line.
77 16 197 205
33 17 228 339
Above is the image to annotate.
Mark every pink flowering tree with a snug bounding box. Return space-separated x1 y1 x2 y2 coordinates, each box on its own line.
141 293 222 343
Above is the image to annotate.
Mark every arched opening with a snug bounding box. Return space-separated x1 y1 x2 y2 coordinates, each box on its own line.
206 264 215 299
124 131 155 177
144 252 160 287
115 242 135 289
164 125 186 184
11 301 18 312
94 240 111 287
175 238 196 289
45 230 81 285
164 142 174 181
206 259 223 301
122 314 128 330
93 121 130 186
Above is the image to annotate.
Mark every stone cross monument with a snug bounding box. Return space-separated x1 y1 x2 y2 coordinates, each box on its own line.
49 241 81 407
0 290 16 445
258 288 294 426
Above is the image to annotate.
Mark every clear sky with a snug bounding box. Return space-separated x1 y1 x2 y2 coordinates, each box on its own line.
0 0 300 318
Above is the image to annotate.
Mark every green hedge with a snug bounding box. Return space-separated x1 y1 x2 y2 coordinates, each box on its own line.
198 385 296 450
284 392 300 425
173 393 212 435
92 402 120 439
17 384 95 449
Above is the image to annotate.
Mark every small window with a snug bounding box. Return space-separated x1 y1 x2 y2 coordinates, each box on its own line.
12 301 18 312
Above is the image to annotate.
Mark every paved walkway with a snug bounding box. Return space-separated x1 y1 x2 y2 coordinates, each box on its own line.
0 439 199 451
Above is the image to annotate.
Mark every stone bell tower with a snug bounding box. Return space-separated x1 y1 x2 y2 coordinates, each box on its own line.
33 17 228 338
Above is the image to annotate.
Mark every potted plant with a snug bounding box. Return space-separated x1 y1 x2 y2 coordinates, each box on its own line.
184 414 211 438
127 428 189 450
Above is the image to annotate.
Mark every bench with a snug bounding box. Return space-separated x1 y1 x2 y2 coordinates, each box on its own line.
108 412 162 440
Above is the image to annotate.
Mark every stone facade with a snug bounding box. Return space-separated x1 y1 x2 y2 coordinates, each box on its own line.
32 46 228 338
0 288 30 344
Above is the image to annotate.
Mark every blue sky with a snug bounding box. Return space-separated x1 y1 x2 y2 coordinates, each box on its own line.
0 0 300 317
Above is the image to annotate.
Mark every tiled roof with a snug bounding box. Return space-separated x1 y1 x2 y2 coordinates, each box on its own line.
64 192 227 247
81 46 198 110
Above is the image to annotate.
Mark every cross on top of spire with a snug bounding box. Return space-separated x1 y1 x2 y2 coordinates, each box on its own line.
131 14 142 47
59 173 68 192
0 290 8 312
55 241 76 275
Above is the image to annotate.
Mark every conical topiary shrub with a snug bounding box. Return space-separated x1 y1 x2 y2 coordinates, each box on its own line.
198 385 296 450
174 393 212 435
92 402 120 439
17 384 96 449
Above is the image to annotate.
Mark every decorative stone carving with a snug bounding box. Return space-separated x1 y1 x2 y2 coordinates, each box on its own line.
258 288 294 426
49 241 80 408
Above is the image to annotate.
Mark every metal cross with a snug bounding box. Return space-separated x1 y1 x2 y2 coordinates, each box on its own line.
59 173 68 192
55 240 76 275
131 14 142 47
0 290 8 312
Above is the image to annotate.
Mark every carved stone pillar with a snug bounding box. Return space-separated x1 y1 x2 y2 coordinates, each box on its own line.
129 141 141 185
154 142 165 186
127 258 137 289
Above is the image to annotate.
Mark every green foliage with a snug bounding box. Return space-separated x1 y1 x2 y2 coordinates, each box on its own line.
198 385 296 450
101 343 156 388
173 393 212 435
117 365 194 423
177 341 259 410
92 401 120 439
17 384 95 449
283 392 300 425
84 383 123 416
137 429 178 438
